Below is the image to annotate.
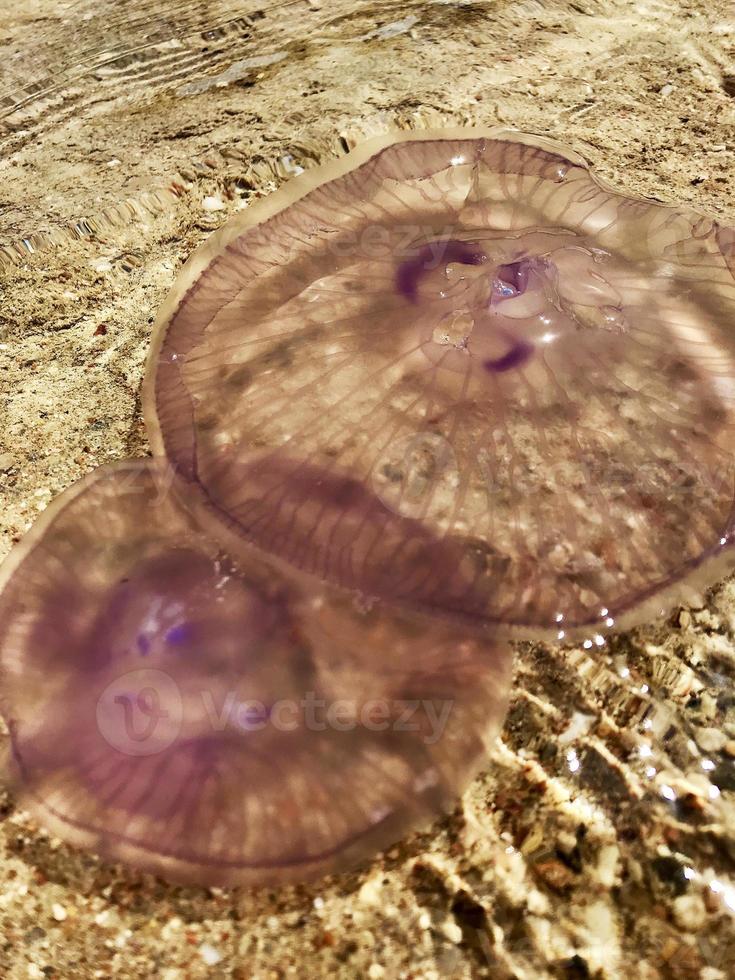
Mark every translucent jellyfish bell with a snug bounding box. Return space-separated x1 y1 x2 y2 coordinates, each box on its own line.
0 460 511 886
145 128 735 636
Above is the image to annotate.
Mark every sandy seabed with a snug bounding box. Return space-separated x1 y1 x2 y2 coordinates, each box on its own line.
1 1 735 977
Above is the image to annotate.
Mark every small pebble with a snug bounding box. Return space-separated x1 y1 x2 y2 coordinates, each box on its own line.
533 858 576 892
0 453 15 472
367 965 384 980
161 916 182 941
672 893 707 931
357 875 383 906
441 920 463 944
199 943 221 966
202 196 225 212
697 728 727 753
51 902 67 922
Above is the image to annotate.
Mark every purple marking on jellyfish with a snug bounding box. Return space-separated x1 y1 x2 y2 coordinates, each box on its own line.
395 240 487 301
137 634 151 656
483 340 534 373
165 622 193 645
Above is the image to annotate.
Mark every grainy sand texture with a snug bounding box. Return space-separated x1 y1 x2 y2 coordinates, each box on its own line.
1 1 735 977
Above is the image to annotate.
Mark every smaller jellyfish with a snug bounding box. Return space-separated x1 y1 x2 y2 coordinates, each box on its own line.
0 460 511 886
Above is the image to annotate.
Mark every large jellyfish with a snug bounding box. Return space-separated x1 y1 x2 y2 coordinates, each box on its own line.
145 129 735 636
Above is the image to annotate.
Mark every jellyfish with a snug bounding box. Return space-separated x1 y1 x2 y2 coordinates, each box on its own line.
144 128 735 636
0 459 511 885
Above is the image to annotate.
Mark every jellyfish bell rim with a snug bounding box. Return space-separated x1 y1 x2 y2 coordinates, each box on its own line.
1 465 733 651
142 448 735 645
7 759 450 889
